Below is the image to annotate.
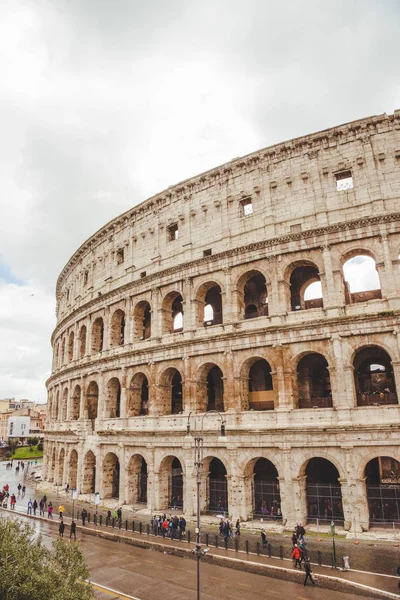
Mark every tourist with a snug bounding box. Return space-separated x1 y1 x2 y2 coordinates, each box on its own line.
81 507 87 526
43 494 47 507
27 499 33 515
291 531 297 547
10 494 16 510
303 558 316 585
39 498 45 516
21 485 26 498
33 499 38 515
59 518 65 538
291 544 302 568
70 519 77 541
235 519 241 536
17 483 22 497
58 503 65 519
261 529 267 550
48 502 53 519
117 507 122 523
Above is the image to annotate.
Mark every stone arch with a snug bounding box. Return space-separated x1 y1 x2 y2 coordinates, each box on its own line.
68 449 78 489
301 456 344 523
103 452 120 499
127 454 148 504
295 352 332 409
201 456 229 514
91 317 104 353
341 249 382 304
158 367 183 415
71 384 81 420
196 362 225 412
105 377 121 418
194 280 224 327
127 372 149 416
244 457 282 520
110 308 125 347
244 357 275 411
82 450 96 494
79 325 87 358
353 345 397 407
158 455 184 509
364 456 400 524
133 300 151 340
236 270 269 319
162 291 184 334
68 331 74 362
284 260 324 311
86 380 98 420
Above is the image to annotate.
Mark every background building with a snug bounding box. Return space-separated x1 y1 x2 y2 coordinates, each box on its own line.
7 416 30 438
44 109 400 531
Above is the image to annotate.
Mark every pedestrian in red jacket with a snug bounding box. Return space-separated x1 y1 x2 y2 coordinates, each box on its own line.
291 544 302 568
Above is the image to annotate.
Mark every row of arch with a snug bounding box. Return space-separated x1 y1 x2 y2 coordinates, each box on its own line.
46 447 400 525
54 252 387 366
49 345 398 420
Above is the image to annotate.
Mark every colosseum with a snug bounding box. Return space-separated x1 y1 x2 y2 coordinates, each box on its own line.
44 109 400 532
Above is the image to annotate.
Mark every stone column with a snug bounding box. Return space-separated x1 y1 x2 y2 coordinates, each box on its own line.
229 474 248 522
76 441 85 494
223 351 238 411
330 335 355 410
62 447 69 488
98 372 105 419
376 233 395 298
292 475 308 527
183 277 194 332
66 380 71 422
119 445 126 504
182 357 193 412
95 451 103 499
341 448 370 533
277 279 290 315
223 267 234 324
321 245 340 309
103 307 110 351
392 360 400 399
80 377 86 420
151 287 161 339
120 367 127 418
183 453 196 517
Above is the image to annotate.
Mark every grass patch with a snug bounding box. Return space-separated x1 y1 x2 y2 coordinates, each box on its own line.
11 446 43 459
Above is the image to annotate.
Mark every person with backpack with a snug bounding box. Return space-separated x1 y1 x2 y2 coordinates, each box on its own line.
291 544 302 568
27 499 33 515
32 499 38 515
70 519 77 541
59 518 65 538
81 507 87 526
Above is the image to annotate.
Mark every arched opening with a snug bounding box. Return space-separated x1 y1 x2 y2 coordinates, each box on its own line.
105 377 121 418
305 458 343 523
69 449 78 490
127 373 149 416
71 385 81 420
79 325 87 358
354 346 397 406
86 381 98 420
82 451 96 494
297 353 332 409
365 457 400 524
208 458 228 513
171 371 183 414
196 282 223 327
343 254 382 304
57 448 65 486
248 359 274 410
61 388 68 421
162 292 184 334
103 452 120 499
110 309 125 347
289 263 323 311
243 273 268 319
127 455 148 504
54 391 60 419
91 317 104 353
206 366 224 412
159 456 184 509
68 332 74 362
134 301 151 340
253 458 281 519
158 368 183 415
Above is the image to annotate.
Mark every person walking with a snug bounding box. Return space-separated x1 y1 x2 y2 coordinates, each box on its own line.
48 502 53 519
291 531 297 547
261 529 267 550
27 499 33 515
17 483 22 496
303 558 316 585
117 507 122 523
59 518 65 538
291 544 302 569
58 503 65 519
70 519 77 541
43 494 47 508
81 507 87 526
39 498 45 516
10 494 16 510
235 519 241 536
33 499 38 515
22 485 26 498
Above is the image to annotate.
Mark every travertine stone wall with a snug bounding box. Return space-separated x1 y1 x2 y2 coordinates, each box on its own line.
45 110 400 530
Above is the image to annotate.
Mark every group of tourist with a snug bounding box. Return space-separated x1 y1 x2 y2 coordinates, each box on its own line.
219 518 241 539
150 514 187 538
290 525 316 586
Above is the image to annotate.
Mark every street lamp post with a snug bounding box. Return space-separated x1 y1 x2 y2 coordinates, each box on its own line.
186 410 227 600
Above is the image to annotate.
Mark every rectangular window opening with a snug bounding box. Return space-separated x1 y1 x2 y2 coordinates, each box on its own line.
116 249 124 265
140 271 147 279
203 249 212 257
83 271 89 286
240 197 253 216
335 170 353 191
167 223 179 241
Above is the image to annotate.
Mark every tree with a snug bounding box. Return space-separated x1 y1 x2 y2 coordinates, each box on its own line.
27 437 39 451
7 437 19 454
37 440 44 451
0 519 95 600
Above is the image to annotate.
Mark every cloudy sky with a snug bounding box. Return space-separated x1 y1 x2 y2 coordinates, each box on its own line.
0 0 399 403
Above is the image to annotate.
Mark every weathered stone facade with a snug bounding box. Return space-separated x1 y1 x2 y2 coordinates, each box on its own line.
45 109 400 531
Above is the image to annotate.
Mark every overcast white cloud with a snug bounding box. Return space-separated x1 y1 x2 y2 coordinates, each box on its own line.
0 0 399 402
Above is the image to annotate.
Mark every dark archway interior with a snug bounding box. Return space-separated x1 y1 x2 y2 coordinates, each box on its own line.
354 347 397 406
244 274 268 319
253 458 281 519
206 366 224 412
297 353 332 409
204 286 222 326
208 458 228 512
365 457 400 523
171 371 183 414
305 458 343 522
170 457 183 508
290 265 323 311
139 458 148 503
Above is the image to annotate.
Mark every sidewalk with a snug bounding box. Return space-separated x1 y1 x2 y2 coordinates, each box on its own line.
3 504 399 599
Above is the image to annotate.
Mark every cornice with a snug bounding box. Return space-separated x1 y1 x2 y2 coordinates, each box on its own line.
55 110 400 299
51 211 400 343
